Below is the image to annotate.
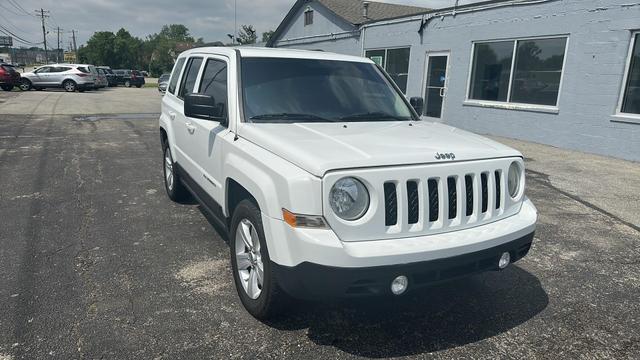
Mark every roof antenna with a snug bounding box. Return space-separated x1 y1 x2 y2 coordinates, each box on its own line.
363 1 370 20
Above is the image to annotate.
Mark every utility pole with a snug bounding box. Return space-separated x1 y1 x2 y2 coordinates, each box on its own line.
55 27 63 63
71 30 77 54
35 8 50 64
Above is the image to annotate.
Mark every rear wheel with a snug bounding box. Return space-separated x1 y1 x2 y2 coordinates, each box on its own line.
230 200 287 320
135 84 142 88
18 79 31 91
0 85 12 91
162 141 188 202
63 80 77 92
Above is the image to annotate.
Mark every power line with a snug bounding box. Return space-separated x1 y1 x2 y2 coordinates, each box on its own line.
0 24 40 45
0 10 36 40
0 3 31 17
7 0 32 17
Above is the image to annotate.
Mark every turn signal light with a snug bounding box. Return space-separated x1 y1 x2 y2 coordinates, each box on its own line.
282 208 327 228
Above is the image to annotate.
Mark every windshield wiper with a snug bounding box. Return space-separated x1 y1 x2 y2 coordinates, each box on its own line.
339 111 411 122
249 113 331 122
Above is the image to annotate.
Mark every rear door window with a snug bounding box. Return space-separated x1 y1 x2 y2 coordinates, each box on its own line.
168 58 186 95
178 57 203 99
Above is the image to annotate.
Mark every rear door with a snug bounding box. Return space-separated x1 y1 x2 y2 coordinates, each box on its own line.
51 66 72 85
160 57 187 166
172 56 204 179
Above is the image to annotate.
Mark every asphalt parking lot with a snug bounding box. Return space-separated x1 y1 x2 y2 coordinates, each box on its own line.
0 88 639 359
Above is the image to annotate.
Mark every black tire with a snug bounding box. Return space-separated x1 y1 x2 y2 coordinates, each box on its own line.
19 79 31 91
1 85 12 91
124 80 131 88
230 199 287 320
135 84 142 88
162 141 189 202
63 80 77 92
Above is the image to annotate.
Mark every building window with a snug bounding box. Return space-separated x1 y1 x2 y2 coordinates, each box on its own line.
620 32 640 115
365 47 411 93
304 8 313 26
469 36 567 107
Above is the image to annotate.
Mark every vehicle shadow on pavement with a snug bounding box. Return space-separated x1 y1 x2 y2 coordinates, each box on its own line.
267 266 547 357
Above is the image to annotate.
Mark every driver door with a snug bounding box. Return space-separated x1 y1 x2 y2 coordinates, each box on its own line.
32 66 51 86
182 56 231 206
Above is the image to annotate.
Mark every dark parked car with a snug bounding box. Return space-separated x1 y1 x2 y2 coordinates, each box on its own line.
0 63 21 91
113 69 145 88
97 66 117 87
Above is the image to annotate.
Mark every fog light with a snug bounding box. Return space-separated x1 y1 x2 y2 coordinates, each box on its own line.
391 275 408 295
498 252 511 269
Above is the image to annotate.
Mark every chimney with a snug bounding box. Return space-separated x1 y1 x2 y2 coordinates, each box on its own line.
363 1 370 20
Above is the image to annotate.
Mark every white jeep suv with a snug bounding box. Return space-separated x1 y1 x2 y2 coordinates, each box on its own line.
159 47 537 319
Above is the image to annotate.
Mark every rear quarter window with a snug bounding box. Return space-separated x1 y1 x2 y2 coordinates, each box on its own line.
77 67 89 73
168 58 186 95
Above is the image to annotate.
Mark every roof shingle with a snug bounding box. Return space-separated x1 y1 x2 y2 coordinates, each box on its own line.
317 0 430 25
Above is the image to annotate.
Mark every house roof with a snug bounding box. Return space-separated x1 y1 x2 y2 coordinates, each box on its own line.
317 0 430 25
267 0 431 47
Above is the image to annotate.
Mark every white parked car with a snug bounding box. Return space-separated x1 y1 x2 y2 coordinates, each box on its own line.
159 47 537 319
19 63 97 92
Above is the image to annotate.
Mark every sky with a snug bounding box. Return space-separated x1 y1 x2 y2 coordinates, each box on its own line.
1 0 476 49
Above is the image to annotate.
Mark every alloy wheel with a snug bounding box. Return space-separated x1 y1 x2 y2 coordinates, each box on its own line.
164 149 174 191
235 219 264 300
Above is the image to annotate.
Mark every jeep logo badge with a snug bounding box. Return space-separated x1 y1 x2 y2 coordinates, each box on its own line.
435 152 456 160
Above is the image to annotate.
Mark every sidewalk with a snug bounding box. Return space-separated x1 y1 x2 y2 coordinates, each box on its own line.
490 135 640 229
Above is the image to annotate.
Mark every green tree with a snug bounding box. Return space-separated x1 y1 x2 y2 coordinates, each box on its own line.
77 31 116 66
261 30 275 43
237 25 257 45
145 24 196 76
113 28 143 69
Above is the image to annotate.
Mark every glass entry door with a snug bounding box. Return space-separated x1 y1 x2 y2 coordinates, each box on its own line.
423 52 449 119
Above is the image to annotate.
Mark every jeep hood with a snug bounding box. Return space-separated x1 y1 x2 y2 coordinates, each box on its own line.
239 121 521 177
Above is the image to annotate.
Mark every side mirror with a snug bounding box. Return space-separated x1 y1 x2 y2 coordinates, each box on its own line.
184 93 226 124
409 97 424 115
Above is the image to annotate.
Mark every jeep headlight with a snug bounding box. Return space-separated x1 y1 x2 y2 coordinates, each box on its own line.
508 161 522 198
329 177 370 221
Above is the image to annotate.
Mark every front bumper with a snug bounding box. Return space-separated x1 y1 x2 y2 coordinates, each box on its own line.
273 231 534 299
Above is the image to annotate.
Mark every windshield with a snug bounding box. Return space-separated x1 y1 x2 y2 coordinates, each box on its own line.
241 57 416 123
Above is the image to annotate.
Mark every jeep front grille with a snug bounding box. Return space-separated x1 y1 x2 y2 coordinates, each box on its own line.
382 169 506 230
323 158 523 242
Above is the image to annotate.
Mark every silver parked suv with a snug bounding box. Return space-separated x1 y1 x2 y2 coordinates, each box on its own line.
19 64 97 92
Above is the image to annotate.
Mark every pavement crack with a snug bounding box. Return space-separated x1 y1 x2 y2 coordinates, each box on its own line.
527 169 640 233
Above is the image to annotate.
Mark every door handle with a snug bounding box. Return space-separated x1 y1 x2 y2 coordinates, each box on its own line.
169 112 176 121
185 122 196 134
440 87 446 97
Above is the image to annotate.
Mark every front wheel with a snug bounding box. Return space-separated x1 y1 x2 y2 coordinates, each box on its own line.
63 80 77 92
124 80 131 88
135 84 142 88
0 85 12 91
230 200 287 320
19 79 31 91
